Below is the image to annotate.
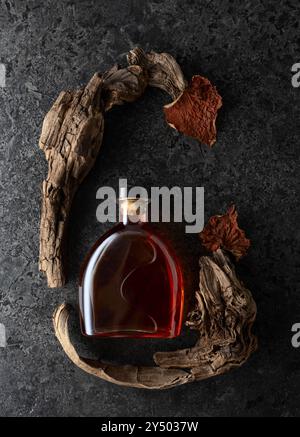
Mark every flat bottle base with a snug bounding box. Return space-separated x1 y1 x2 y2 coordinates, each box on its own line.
80 322 180 339
81 331 180 339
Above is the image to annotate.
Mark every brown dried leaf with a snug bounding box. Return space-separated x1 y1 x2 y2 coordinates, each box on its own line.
200 205 250 260
164 75 222 146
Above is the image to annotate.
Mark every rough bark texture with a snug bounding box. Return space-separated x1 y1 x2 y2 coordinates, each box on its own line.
127 47 187 99
39 48 222 288
39 73 104 287
53 244 257 389
154 249 257 380
102 63 148 112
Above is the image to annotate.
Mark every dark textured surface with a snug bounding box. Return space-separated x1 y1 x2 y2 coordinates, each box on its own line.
0 0 299 417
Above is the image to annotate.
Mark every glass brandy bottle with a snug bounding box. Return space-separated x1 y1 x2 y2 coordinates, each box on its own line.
79 195 184 338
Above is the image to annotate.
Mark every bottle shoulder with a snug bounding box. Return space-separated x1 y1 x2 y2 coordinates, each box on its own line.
97 222 153 242
81 223 179 276
100 223 175 251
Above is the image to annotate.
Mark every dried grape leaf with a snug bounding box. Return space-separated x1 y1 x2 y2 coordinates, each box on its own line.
200 205 250 260
164 75 222 146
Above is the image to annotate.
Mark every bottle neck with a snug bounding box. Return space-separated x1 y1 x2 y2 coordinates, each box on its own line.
119 198 148 224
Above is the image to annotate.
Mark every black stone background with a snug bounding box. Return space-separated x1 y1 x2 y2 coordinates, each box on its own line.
0 0 299 417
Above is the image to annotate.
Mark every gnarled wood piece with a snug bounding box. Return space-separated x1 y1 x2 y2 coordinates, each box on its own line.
102 64 148 111
154 249 257 381
127 47 187 99
53 303 193 389
53 248 257 389
39 73 104 287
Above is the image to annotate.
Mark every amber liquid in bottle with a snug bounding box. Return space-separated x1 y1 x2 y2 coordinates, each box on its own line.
79 198 184 338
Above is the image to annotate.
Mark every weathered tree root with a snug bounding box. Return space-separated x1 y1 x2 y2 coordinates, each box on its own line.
154 249 257 380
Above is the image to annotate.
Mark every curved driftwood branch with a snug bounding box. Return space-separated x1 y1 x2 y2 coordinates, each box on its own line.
39 48 222 288
53 303 193 389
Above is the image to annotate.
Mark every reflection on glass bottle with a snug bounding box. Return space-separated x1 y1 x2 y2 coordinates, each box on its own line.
79 195 184 338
